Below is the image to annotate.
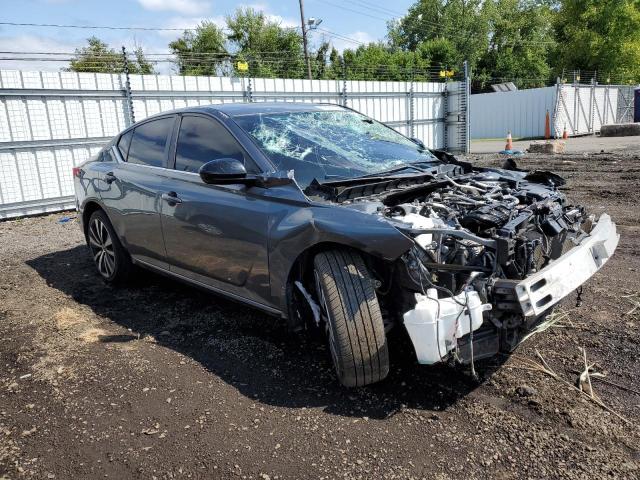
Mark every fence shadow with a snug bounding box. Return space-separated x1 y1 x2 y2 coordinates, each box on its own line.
27 245 499 420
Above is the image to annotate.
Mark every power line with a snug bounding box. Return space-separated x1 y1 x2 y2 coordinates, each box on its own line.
0 20 301 33
348 0 405 18
316 0 391 22
315 28 367 46
0 21 190 32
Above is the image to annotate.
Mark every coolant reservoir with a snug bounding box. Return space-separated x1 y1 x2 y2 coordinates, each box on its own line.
403 288 492 364
399 213 443 248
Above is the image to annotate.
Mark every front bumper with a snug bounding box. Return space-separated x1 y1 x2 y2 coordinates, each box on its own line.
403 214 619 365
514 213 619 317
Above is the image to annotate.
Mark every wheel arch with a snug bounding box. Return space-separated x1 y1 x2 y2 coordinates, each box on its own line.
81 200 122 248
283 240 396 328
81 200 104 242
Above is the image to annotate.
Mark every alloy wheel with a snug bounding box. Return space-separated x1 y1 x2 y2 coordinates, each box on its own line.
88 217 116 279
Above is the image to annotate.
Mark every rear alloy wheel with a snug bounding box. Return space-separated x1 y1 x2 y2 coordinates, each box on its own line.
314 249 389 387
87 210 132 284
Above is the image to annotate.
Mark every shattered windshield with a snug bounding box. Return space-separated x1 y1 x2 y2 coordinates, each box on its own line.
233 108 438 187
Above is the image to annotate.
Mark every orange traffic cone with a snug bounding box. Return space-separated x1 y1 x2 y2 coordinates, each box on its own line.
505 131 513 151
544 111 551 140
562 125 568 139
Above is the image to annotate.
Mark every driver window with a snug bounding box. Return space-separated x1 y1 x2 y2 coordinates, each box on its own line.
175 116 250 173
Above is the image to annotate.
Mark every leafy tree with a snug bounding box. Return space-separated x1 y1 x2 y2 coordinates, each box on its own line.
68 37 154 74
475 0 556 89
169 21 227 76
226 7 305 78
554 0 640 83
339 43 433 81
414 38 459 71
388 0 491 70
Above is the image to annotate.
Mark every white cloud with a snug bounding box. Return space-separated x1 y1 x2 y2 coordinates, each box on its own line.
138 0 211 16
323 31 374 53
237 3 299 29
156 15 226 38
0 34 78 71
265 13 298 29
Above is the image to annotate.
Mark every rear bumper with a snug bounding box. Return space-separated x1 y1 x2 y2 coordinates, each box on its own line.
514 213 619 317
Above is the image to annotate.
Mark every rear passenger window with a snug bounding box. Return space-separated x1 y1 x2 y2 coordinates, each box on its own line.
175 116 246 173
128 118 173 168
117 130 133 160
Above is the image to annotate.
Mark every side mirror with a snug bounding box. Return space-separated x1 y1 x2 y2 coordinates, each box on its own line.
199 158 249 185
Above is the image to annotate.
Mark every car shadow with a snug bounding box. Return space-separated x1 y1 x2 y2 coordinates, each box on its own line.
27 245 501 420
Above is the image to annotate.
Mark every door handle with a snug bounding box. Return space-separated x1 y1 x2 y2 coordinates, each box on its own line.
103 172 117 184
161 192 183 204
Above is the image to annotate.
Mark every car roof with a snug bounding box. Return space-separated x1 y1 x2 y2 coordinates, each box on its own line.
190 102 346 117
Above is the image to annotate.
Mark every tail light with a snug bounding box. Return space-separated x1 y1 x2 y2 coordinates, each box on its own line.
72 167 82 178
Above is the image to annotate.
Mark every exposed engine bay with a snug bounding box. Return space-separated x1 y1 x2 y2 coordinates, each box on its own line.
306 158 619 369
384 169 592 365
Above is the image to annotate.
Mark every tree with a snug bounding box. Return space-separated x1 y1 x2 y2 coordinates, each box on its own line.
475 0 556 89
388 0 562 88
554 0 640 83
169 21 228 76
338 43 432 81
226 7 305 78
387 0 491 70
68 37 154 74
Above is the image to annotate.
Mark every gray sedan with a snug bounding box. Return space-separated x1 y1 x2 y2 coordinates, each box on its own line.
74 102 618 387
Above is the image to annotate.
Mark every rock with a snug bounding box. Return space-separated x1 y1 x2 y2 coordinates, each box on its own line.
515 385 537 397
528 141 566 154
21 426 37 437
600 123 640 137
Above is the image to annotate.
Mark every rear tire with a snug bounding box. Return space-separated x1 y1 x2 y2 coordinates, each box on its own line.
87 209 132 285
314 249 389 387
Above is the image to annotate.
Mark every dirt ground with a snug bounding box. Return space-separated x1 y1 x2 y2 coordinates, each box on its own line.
1 144 639 479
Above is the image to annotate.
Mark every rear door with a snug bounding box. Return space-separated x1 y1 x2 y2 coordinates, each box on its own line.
100 115 176 269
159 114 272 307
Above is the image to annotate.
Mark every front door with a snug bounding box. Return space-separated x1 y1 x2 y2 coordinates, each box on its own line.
160 114 272 308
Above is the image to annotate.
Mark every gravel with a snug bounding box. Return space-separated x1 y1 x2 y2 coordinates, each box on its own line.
1 149 639 479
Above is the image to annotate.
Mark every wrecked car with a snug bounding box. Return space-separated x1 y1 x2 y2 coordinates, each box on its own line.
74 103 619 387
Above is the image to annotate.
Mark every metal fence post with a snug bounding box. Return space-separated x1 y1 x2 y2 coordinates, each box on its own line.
408 66 415 138
462 60 470 154
443 82 449 151
245 76 253 103
341 60 348 107
573 73 579 135
122 46 135 126
589 77 596 134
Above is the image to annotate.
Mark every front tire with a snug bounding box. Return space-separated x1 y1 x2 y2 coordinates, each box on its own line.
314 250 389 387
87 210 132 285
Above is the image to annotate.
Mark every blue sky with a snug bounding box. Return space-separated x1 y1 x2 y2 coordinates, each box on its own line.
0 0 415 71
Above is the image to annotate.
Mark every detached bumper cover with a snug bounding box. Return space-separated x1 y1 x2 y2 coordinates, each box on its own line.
515 213 619 317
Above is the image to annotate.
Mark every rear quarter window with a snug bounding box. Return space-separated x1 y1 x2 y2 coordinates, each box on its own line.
117 130 133 160
127 118 173 168
102 149 116 162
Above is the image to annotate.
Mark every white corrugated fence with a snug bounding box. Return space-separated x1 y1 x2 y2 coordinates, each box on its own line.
0 70 469 219
470 83 636 140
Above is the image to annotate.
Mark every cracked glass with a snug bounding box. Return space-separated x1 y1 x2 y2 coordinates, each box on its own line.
234 109 437 187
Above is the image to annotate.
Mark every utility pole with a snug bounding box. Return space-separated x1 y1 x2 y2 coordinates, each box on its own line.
298 0 312 80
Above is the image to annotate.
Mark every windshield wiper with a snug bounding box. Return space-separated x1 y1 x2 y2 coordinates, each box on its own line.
355 161 439 179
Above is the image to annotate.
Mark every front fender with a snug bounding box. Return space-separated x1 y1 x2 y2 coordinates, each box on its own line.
268 202 413 313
